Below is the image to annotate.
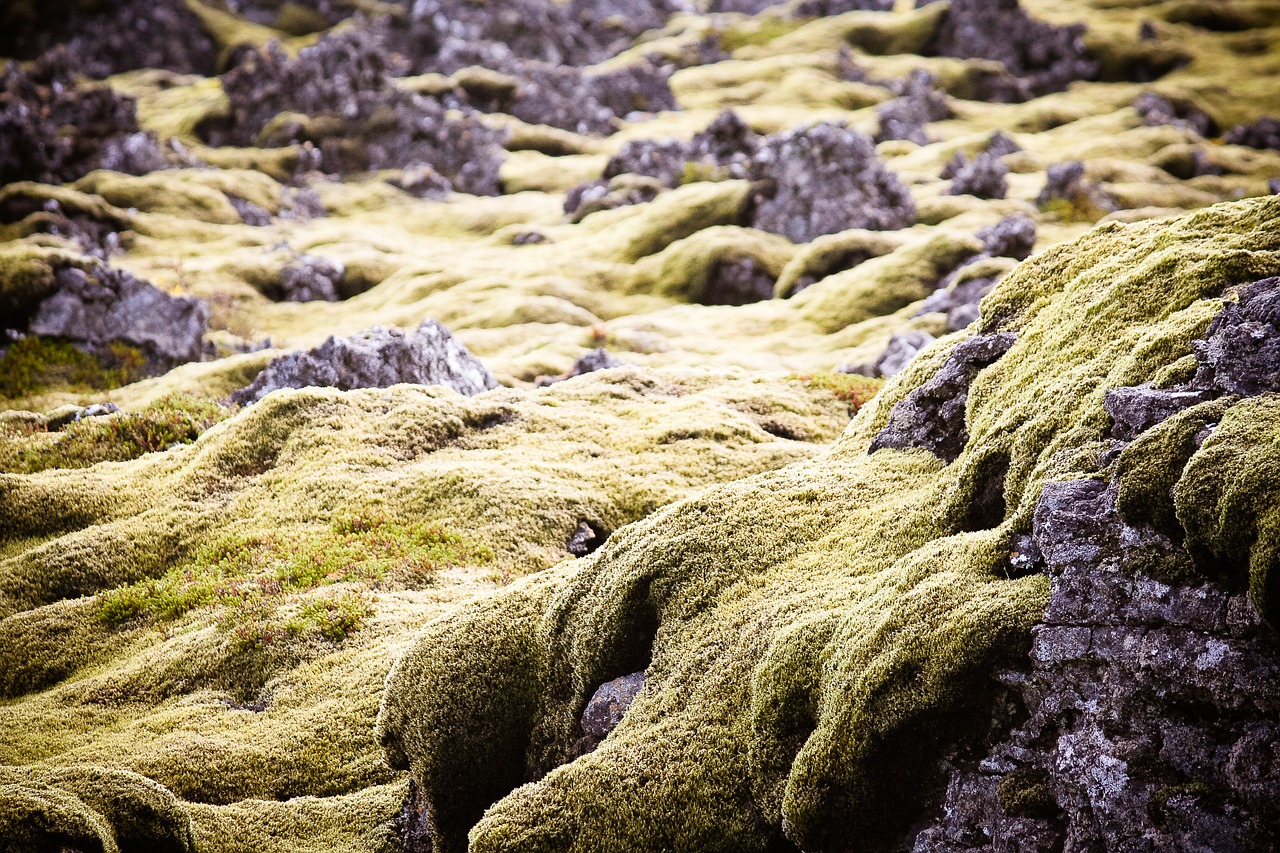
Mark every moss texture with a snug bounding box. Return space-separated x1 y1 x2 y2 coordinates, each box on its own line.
376 196 1280 853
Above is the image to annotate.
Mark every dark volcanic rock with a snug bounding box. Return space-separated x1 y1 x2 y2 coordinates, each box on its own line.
408 0 604 69
536 348 625 387
976 215 1036 261
910 476 1280 853
749 122 916 242
574 672 645 755
27 264 209 368
213 33 505 194
924 0 1099 102
870 333 1017 462
569 0 689 58
1189 275 1280 396
945 151 1009 199
1036 161 1114 214
278 255 345 303
230 320 499 406
845 330 938 379
875 71 951 145
702 255 777 305
0 0 217 78
0 51 166 186
708 0 891 14
566 520 611 557
1224 118 1280 152
1134 92 1218 137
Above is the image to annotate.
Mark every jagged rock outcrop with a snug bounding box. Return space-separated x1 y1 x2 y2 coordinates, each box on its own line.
230 320 499 406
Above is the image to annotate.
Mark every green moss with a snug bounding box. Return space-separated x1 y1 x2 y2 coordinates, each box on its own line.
1146 781 1227 822
997 766 1059 819
374 197 1280 853
0 393 230 474
0 337 149 402
1176 394 1280 629
790 372 884 413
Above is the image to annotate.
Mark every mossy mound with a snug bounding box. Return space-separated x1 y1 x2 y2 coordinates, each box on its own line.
376 196 1280 852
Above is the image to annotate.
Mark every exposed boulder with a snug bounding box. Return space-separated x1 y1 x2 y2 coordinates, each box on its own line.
749 122 916 242
211 33 505 193
535 348 625 386
574 672 645 755
1224 118 1280 152
702 254 778 305
1134 92 1217 137
278 255 345 303
976 215 1037 261
923 0 1099 102
944 151 1008 199
1036 161 1114 215
875 71 951 145
844 330 937 379
0 50 166 186
869 332 1017 462
0 0 217 78
230 320 499 406
26 263 210 369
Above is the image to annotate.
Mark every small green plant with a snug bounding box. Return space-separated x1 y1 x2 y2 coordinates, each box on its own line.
0 393 231 474
0 336 149 400
98 511 493 647
997 767 1059 819
791 372 884 413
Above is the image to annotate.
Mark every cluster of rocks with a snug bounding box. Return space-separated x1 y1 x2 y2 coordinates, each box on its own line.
1224 117 1280 152
0 193 131 258
567 112 916 245
207 31 506 194
920 0 1099 102
3 261 210 373
910 276 1280 852
0 0 217 78
874 70 952 146
229 320 499 406
843 215 1036 378
276 255 346 303
0 49 169 186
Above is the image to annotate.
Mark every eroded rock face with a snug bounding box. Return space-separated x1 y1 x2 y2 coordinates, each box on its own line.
749 122 916 242
535 348 625 386
924 0 1099 102
0 0 217 78
211 33 506 193
230 319 499 406
869 332 1017 462
875 71 951 145
27 264 209 368
0 50 166 185
278 255 344 303
945 151 1009 199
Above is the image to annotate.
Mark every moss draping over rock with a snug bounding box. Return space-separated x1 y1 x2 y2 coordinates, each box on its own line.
376 195 1280 853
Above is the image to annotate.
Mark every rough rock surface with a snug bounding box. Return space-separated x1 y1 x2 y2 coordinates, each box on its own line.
0 50 164 185
869 332 1017 462
945 151 1009 199
230 320 500 406
574 672 645 755
27 264 209 367
535 348 625 386
1134 92 1217 137
749 122 916 241
278 255 345 303
1036 161 1114 214
924 0 1100 101
0 0 217 78
1224 118 1280 152
845 330 937 378
212 33 505 192
875 71 951 145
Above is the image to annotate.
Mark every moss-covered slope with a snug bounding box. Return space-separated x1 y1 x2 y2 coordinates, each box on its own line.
377 196 1280 853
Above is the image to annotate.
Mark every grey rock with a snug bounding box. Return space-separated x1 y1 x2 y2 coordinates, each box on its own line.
702 255 776 305
536 348 625 386
875 70 951 145
29 264 209 366
876 331 937 378
1224 117 1280 152
945 151 1009 199
576 671 644 755
1190 276 1280 396
869 332 1016 463
230 319 499 406
924 0 1099 102
279 255 345 303
749 122 916 242
977 215 1037 261
1134 92 1217 137
1105 386 1217 440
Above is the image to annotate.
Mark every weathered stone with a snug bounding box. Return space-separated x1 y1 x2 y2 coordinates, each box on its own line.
1134 92 1217 137
278 255 345 303
875 331 937 378
230 320 498 406
1224 118 1280 152
945 151 1009 199
869 332 1017 462
575 672 644 754
28 264 209 367
702 255 776 306
875 71 951 145
536 349 624 387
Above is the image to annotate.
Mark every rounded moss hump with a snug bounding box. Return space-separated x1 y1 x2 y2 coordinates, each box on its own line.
376 195 1280 853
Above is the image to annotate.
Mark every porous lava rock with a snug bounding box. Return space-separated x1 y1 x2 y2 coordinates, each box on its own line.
278 255 345 303
0 50 166 186
1224 117 1280 152
0 0 217 78
749 122 916 242
25 264 210 368
944 151 1009 199
212 33 505 193
535 348 625 386
1134 92 1217 137
869 332 1017 462
574 672 645 756
230 319 500 406
923 0 1099 102
875 70 951 145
